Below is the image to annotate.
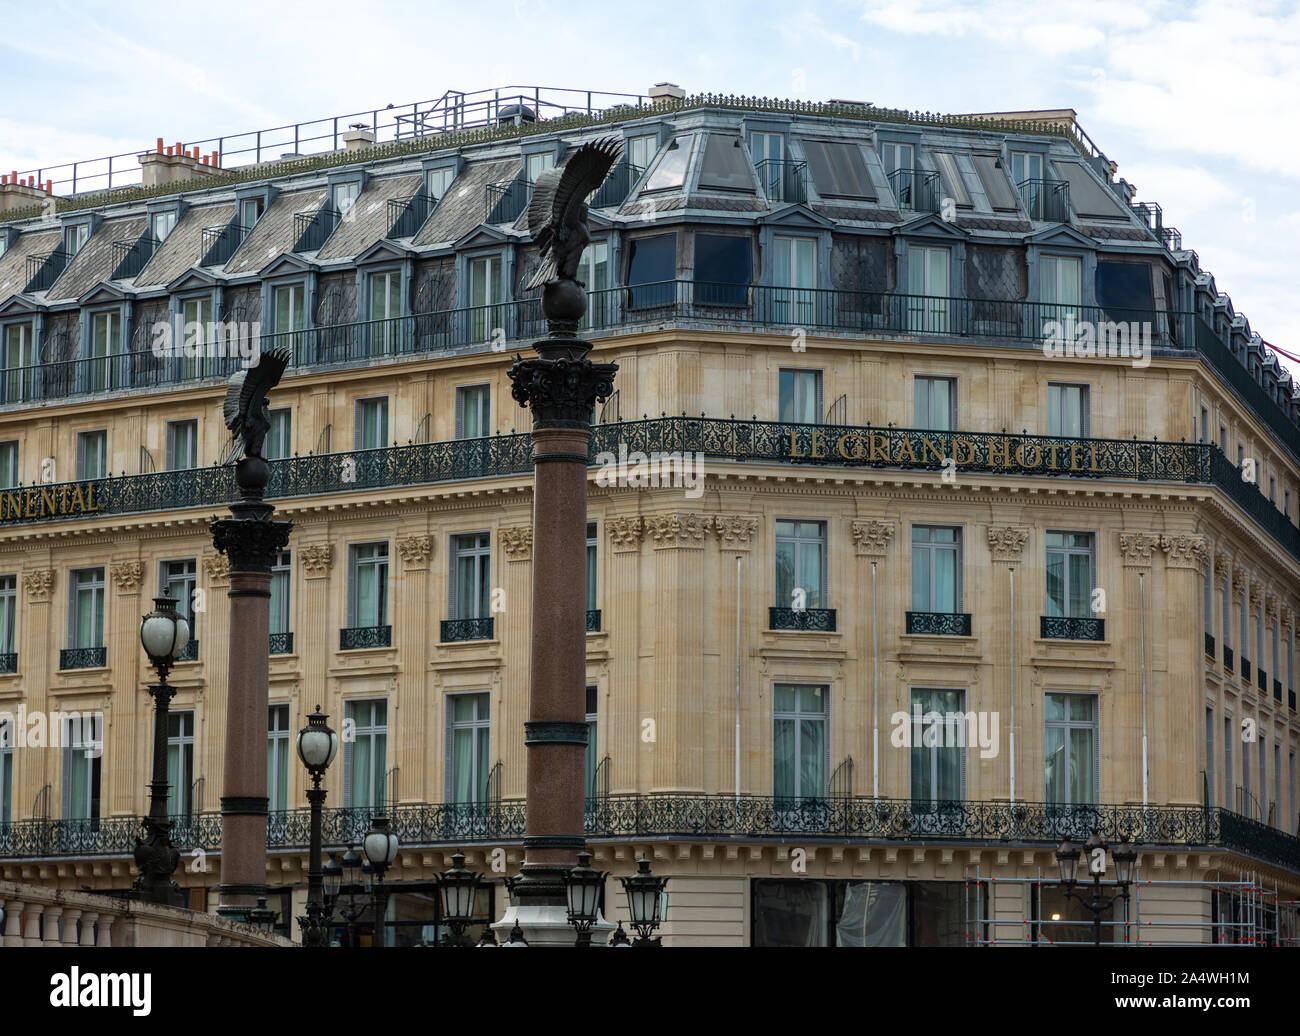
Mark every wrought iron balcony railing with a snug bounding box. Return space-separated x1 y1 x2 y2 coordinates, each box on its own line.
175 638 199 663
387 192 438 238
586 609 601 632
269 631 294 655
0 652 15 674
906 611 972 636
888 168 940 213
1018 177 1070 222
1205 632 1215 658
1225 644 1234 669
339 625 391 650
769 607 836 632
199 221 250 267
754 158 809 204
59 646 106 670
292 206 340 252
440 617 494 642
1274 679 1282 702
24 248 72 293
1040 616 1104 641
2 798 1298 872
590 160 645 209
484 176 533 224
110 233 159 280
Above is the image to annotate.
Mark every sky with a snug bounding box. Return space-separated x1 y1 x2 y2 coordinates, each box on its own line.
0 0 1296 365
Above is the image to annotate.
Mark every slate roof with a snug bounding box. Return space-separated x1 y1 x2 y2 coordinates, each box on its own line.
135 204 235 287
413 158 518 247
0 229 61 301
47 216 147 300
224 187 327 276
317 173 421 260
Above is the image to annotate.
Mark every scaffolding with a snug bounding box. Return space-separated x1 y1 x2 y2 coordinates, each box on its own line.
963 864 1300 946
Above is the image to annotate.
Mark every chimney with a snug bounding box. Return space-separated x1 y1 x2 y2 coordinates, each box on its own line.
649 82 685 105
156 137 164 154
342 122 377 152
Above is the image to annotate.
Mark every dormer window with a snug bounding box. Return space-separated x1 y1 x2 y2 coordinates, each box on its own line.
1011 152 1043 184
525 152 554 186
331 181 360 217
239 197 265 231
64 223 89 257
425 166 455 201
627 134 658 173
150 210 177 243
644 136 691 192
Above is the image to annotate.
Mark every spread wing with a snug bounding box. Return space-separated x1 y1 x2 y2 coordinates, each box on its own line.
525 136 623 290
221 346 291 462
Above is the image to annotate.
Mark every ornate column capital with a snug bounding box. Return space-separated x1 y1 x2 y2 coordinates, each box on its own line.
1213 552 1231 589
1159 533 1208 570
1249 581 1264 612
507 347 618 430
1282 606 1295 632
110 560 144 593
1119 532 1160 567
986 526 1029 563
499 526 533 562
24 568 54 603
397 534 434 569
711 514 760 548
1231 568 1247 597
607 516 645 553
1265 592 1280 623
202 555 230 588
851 519 895 557
211 516 293 574
299 544 334 579
645 512 709 547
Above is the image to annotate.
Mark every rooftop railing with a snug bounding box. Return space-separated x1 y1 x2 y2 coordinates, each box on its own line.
754 158 809 205
888 168 941 213
1018 177 1070 222
2 798 1296 872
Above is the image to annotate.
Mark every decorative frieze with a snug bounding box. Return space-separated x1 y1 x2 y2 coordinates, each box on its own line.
986 526 1029 562
712 514 759 547
1119 532 1160 566
110 560 144 593
851 519 895 556
300 544 334 577
1159 533 1208 570
397 534 434 568
24 568 54 603
645 512 709 546
498 526 532 561
607 516 645 552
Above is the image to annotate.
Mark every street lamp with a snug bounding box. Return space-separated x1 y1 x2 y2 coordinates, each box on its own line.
333 846 369 947
1054 828 1140 946
564 851 607 947
619 856 669 946
437 851 481 947
295 705 338 947
131 596 191 906
362 815 399 947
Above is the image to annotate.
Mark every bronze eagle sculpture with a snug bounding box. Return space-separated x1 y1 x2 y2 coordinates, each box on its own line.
525 135 623 290
221 346 291 462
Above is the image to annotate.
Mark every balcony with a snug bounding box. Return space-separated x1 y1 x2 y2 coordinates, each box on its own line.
887 168 940 214
176 638 199 663
754 158 809 205
199 221 250 267
586 609 601 633
1291 689 1297 711
1017 178 1070 222
292 206 340 252
1274 679 1282 702
1205 632 1215 658
339 625 391 650
25 248 71 293
1225 644 1234 669
905 611 972 636
1242 657 1252 682
110 232 159 280
769 607 836 632
484 176 532 224
441 617 494 642
59 647 106 670
269 632 294 655
1258 668 1267 692
590 160 645 209
0 652 15 674
1040 616 1104 641
387 192 437 238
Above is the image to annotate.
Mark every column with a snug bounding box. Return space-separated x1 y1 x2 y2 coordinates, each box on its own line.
1119 532 1161 805
499 526 533 799
606 517 644 793
850 519 895 798
20 568 55 824
107 559 145 818
1160 534 1211 805
712 515 759 795
986 526 1030 802
396 533 433 802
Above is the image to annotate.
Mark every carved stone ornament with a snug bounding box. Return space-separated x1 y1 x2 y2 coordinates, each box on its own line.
24 568 54 602
1159 533 1208 570
210 516 293 574
645 512 709 546
299 544 334 577
986 526 1029 562
1231 568 1247 597
1213 552 1231 589
110 560 144 593
1119 532 1160 566
397 534 434 568
851 519 895 556
499 526 533 560
202 555 230 587
712 515 759 546
607 516 645 551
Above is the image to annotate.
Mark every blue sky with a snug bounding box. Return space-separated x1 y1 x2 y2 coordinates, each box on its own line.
1 0 1296 365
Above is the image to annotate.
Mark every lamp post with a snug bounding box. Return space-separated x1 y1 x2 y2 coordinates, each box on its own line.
332 846 369 947
361 815 399 947
563 851 607 947
131 595 190 906
1055 829 1140 946
295 706 338 947
619 856 669 946
437 851 482 947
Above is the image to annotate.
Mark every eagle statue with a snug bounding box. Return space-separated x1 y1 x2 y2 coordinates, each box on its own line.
525 136 623 290
221 346 291 463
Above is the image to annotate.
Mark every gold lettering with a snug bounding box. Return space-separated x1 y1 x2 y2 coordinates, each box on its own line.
989 440 1012 469
837 434 865 460
809 431 827 459
952 438 975 466
1069 444 1085 471
920 437 945 464
70 485 86 513
58 485 69 512
788 429 805 458
23 488 37 517
5 493 20 520
1089 446 1105 473
869 434 890 463
895 439 918 464
40 488 54 515
85 483 103 512
1045 444 1062 470
1015 444 1041 469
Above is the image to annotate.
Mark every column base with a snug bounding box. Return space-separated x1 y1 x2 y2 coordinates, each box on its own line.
491 905 616 947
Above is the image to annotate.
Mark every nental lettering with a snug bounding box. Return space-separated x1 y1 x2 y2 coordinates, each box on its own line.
0 481 104 522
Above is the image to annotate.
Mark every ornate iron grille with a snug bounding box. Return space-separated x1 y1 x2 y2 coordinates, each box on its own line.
0 653 15 674
1039 616 1104 641
269 632 294 655
769 607 836 632
906 611 972 636
387 192 437 238
1225 645 1235 669
440 617 494 642
339 625 392 650
586 609 601 632
292 207 340 252
59 647 106 670
754 158 808 204
1018 178 1070 222
1242 657 1252 681
175 638 199 663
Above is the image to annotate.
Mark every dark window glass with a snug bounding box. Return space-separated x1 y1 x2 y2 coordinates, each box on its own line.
802 140 874 200
1095 261 1154 323
698 134 755 192
627 234 676 308
694 234 751 306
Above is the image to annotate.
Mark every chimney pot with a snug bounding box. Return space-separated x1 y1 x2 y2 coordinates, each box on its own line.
45 180 52 193
156 137 164 154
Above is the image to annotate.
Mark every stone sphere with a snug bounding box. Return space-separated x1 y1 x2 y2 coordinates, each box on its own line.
542 279 588 324
236 455 271 492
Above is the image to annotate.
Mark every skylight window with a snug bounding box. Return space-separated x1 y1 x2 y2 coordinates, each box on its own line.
643 136 691 192
698 134 754 192
801 140 873 200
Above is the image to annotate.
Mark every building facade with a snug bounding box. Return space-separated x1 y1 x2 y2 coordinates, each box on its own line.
0 87 1297 946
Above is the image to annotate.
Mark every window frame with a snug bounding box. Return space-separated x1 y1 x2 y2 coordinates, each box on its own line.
1044 692 1099 806
910 525 963 613
774 518 828 610
772 682 829 802
1044 531 1095 619
347 542 389 630
449 532 492 620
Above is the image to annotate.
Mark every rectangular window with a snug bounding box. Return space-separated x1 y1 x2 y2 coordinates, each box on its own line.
69 567 105 649
585 685 599 802
586 522 598 614
76 430 107 481
89 310 122 391
694 233 751 306
879 141 914 179
1200 406 1209 443
644 136 690 192
179 297 210 382
165 419 197 470
577 241 611 329
1224 715 1233 813
468 255 502 343
1011 151 1044 186
0 714 11 824
267 704 291 813
1203 566 1213 637
450 533 491 620
369 270 402 354
773 684 827 800
911 526 962 613
1045 532 1094 619
1242 735 1250 815
0 574 14 657
750 131 785 192
64 223 90 256
626 234 676 308
331 181 360 217
771 236 816 325
0 441 16 488
1040 255 1081 323
425 166 455 201
3 323 34 402
239 197 265 231
1044 693 1098 805
61 713 101 820
348 543 389 629
354 396 388 450
699 133 755 192
1259 736 1267 821
803 139 874 200
627 134 658 174
455 384 490 439
161 559 197 646
270 550 291 637
342 700 387 810
914 376 957 431
447 692 490 804
1047 383 1089 437
265 408 291 461
1274 744 1281 828
907 246 950 333
525 152 554 187
775 519 826 610
151 210 177 243
910 688 965 806
165 711 194 818
778 368 821 424
1205 707 1215 809
273 284 306 358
